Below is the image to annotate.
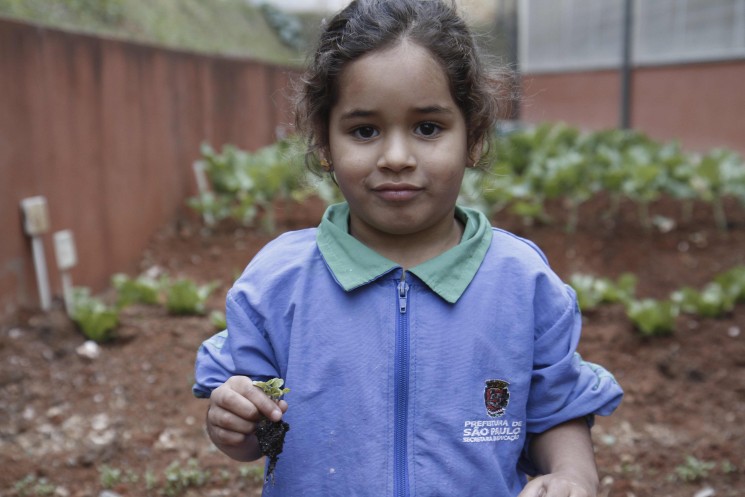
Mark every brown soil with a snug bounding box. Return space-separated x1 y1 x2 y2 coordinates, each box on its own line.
2 196 744 497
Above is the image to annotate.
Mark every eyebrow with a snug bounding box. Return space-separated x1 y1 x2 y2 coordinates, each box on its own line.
338 105 455 122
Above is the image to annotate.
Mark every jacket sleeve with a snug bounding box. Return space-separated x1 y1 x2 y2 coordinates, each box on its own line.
519 283 623 474
192 288 281 398
192 330 234 398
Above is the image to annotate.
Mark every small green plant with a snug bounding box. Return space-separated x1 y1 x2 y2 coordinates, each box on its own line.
144 469 158 491
625 298 678 336
112 273 160 308
99 464 123 489
98 464 138 489
253 378 291 481
253 378 291 400
162 277 217 315
671 283 735 318
162 459 210 497
70 287 119 342
673 455 716 482
570 273 637 311
714 265 745 303
238 464 266 485
209 310 227 330
13 474 57 496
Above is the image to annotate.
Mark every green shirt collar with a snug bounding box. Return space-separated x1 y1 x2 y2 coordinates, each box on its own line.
316 202 493 303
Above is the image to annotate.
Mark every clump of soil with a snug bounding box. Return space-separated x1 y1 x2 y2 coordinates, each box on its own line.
256 419 290 481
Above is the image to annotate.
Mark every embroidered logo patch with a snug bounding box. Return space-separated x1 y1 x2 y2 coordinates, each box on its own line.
484 379 510 418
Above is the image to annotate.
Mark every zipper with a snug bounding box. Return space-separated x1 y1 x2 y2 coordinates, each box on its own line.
394 270 410 497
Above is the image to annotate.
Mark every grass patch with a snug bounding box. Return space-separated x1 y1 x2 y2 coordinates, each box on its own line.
0 0 306 65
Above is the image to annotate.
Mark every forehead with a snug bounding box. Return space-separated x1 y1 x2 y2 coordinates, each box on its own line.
334 41 456 113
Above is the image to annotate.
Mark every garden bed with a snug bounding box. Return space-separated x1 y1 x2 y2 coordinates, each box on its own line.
1 195 744 496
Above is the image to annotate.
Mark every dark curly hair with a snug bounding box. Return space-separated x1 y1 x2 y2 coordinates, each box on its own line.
295 0 505 175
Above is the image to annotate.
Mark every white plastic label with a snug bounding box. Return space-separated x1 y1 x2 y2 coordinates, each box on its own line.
53 230 78 270
20 196 50 235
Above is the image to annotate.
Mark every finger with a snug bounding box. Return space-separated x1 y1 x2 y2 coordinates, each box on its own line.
207 403 257 434
517 479 547 497
207 417 252 446
229 377 285 422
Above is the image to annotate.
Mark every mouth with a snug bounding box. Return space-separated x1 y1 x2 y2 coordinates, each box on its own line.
371 183 423 202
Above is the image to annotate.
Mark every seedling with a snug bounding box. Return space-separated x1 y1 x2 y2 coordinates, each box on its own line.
673 455 715 482
112 273 160 308
161 277 216 315
625 298 677 336
70 287 119 342
209 310 227 330
253 378 290 482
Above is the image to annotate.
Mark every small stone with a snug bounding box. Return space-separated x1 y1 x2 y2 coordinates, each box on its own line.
693 486 716 497
76 341 101 360
727 326 740 338
99 491 123 497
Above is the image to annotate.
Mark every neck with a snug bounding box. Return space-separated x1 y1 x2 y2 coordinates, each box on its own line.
350 215 464 269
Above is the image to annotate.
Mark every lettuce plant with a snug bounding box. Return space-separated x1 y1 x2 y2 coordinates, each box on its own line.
71 287 119 342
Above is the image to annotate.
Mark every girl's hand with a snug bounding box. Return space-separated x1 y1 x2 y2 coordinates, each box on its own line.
517 473 596 497
206 375 288 461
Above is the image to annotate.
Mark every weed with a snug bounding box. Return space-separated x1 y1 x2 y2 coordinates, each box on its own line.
673 455 716 482
99 465 123 489
210 310 227 331
238 464 266 485
162 459 210 496
144 469 158 491
13 474 57 496
112 273 160 308
70 287 119 342
162 277 217 316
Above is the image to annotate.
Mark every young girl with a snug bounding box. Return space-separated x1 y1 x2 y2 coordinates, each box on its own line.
193 1 623 495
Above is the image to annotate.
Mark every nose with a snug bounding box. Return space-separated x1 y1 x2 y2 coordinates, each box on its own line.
377 131 416 171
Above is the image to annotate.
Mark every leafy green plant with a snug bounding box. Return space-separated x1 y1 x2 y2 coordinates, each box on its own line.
477 123 745 231
673 455 716 482
253 378 291 400
209 310 227 330
188 138 315 232
570 273 637 311
70 287 119 342
625 298 677 336
253 378 291 481
713 264 745 303
12 474 57 496
691 149 745 230
238 464 266 485
671 283 735 319
162 277 216 316
112 273 160 308
162 459 210 497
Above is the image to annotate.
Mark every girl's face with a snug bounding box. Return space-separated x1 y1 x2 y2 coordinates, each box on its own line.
328 41 469 247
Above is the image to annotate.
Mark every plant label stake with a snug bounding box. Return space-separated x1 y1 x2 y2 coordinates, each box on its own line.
53 230 78 316
192 160 215 226
20 196 52 311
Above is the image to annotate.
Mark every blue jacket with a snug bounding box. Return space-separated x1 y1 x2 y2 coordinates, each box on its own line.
194 203 623 496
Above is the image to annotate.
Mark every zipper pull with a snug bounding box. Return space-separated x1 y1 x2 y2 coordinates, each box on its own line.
398 271 409 314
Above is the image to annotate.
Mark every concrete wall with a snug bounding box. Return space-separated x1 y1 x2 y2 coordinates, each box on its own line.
0 18 297 318
519 60 745 157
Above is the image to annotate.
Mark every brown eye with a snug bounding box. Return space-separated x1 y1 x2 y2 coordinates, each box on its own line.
353 126 378 139
417 122 440 137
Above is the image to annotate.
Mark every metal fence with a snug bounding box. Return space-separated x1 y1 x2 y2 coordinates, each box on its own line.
519 0 745 73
